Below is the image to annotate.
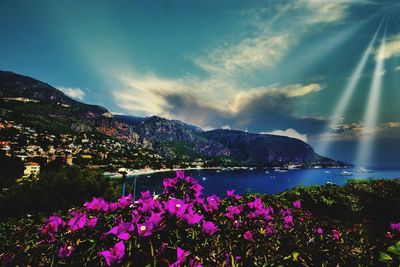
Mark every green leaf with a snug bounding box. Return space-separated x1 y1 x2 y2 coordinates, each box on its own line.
379 252 393 262
292 251 299 261
387 246 400 256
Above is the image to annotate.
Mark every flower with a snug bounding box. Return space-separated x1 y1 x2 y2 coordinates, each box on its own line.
248 197 264 210
183 208 203 225
293 200 301 209
84 197 109 212
386 232 395 239
169 247 189 267
106 220 135 240
137 222 153 237
202 221 218 235
283 215 294 228
332 229 341 240
390 222 400 232
224 205 242 219
87 217 98 228
67 212 87 232
99 241 126 266
243 230 254 241
118 194 133 209
164 199 188 217
58 244 73 258
226 190 236 198
317 227 323 235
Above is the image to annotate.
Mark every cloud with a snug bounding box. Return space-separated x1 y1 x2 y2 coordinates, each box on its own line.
376 35 400 60
395 66 400 72
110 0 367 136
57 86 86 101
262 128 308 143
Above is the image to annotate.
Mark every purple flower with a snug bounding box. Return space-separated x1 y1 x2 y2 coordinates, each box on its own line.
164 199 188 217
58 244 73 258
224 205 242 219
293 200 302 209
106 220 135 240
226 190 236 198
169 247 189 267
99 241 126 266
40 215 65 236
183 208 203 225
390 222 400 232
248 197 264 210
137 222 153 237
87 217 98 228
84 197 109 212
176 170 185 179
202 221 218 235
283 215 294 228
317 227 323 235
67 212 87 232
332 229 341 240
118 194 133 209
148 211 164 228
243 230 253 241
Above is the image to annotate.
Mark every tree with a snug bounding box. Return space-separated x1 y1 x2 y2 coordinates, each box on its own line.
0 154 24 188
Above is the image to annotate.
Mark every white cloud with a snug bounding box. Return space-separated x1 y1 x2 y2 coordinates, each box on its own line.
376 35 400 60
229 83 321 113
395 66 400 72
262 128 308 143
57 86 86 101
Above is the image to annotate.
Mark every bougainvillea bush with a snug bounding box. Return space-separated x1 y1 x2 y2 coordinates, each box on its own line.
1 172 400 266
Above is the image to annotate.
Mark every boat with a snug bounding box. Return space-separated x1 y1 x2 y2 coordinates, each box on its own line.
340 171 353 176
216 170 221 173
201 177 207 181
324 171 331 174
359 167 374 173
314 166 322 169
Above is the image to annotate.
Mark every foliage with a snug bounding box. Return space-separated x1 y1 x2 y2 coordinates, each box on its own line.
0 174 399 266
0 165 120 220
0 153 24 188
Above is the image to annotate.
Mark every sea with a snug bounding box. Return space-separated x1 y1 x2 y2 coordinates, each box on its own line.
124 168 400 198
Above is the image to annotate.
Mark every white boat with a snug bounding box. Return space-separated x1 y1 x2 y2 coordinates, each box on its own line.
324 171 331 174
202 177 207 181
359 167 374 173
340 171 353 176
314 166 322 169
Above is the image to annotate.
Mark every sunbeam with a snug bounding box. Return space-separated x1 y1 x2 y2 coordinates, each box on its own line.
316 18 385 156
355 28 387 168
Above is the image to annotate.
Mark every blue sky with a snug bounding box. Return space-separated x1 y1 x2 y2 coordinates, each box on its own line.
1 0 400 167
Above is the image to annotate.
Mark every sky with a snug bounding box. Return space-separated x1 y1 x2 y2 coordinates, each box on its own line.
0 0 400 167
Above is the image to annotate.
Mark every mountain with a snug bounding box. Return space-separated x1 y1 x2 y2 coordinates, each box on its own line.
0 71 139 143
0 70 342 166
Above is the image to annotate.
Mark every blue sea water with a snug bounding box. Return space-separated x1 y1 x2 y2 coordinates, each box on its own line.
125 168 400 198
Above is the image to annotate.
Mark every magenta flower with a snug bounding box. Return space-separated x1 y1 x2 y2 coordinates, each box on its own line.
148 211 164 228
183 208 203 225
243 230 254 241
84 197 109 212
164 199 188 217
386 232 395 239
176 170 185 179
169 247 189 267
99 241 126 266
224 205 242 219
67 212 87 232
226 190 236 198
248 197 264 210
58 244 73 258
332 229 341 240
317 227 323 235
390 222 400 232
202 221 218 235
106 220 135 240
118 194 133 209
137 222 153 237
283 215 294 228
40 215 65 236
293 200 302 209
87 217 98 228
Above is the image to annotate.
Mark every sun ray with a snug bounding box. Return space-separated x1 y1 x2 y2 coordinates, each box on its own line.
316 18 385 156
355 22 388 168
